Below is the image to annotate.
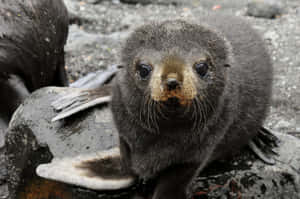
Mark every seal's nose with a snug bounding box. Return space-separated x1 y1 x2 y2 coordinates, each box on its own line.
166 78 179 90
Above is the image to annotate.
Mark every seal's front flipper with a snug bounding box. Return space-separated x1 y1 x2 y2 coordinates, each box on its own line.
51 85 111 122
248 127 280 165
70 64 120 89
152 164 199 199
36 148 136 190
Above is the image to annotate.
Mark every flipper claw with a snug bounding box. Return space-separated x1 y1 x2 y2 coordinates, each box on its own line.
248 127 280 165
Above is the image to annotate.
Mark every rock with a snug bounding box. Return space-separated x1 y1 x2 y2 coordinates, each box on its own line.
4 87 300 199
65 25 128 81
68 11 92 26
66 25 126 53
5 87 121 199
0 148 8 199
0 129 4 149
86 0 103 4
297 7 300 16
246 0 285 19
120 0 181 5
0 184 9 199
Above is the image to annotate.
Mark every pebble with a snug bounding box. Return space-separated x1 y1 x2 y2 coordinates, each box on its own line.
0 185 9 199
0 128 5 149
246 0 285 19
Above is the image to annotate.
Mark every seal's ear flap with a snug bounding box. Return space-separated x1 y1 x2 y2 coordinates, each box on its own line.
36 148 136 190
222 38 235 69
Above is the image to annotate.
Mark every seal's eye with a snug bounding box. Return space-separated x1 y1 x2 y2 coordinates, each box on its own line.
137 63 152 79
194 62 208 77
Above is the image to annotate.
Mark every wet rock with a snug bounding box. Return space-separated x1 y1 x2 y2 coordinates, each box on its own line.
4 87 300 199
246 0 285 19
5 87 120 199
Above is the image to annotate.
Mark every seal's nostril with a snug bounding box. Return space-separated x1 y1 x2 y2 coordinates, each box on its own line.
167 78 179 90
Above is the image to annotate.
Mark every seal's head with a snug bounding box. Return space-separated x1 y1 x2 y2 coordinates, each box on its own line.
120 20 233 130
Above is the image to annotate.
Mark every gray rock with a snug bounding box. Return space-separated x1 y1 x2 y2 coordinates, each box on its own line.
5 87 120 199
4 87 300 199
0 148 8 199
247 0 285 19
120 0 180 5
0 184 9 199
297 7 300 16
86 0 103 4
0 130 4 149
65 25 128 81
68 11 92 25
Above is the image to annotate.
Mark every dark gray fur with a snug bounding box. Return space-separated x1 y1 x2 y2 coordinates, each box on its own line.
111 14 272 199
0 0 69 125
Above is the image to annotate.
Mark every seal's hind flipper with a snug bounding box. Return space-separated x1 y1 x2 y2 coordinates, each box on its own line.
36 148 136 190
51 85 111 122
248 127 280 165
70 64 120 89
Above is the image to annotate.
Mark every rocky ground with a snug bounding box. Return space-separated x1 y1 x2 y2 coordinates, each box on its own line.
63 0 299 134
1 0 300 198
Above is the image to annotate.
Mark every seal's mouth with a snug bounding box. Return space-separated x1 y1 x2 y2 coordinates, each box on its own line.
159 88 191 105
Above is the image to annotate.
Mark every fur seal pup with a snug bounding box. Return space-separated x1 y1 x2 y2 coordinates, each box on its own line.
0 0 69 126
49 14 276 197
110 15 273 198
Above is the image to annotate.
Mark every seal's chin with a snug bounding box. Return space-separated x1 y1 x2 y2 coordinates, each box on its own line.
164 97 181 107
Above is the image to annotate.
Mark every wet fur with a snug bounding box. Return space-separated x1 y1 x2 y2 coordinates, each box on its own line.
0 0 69 122
111 14 272 199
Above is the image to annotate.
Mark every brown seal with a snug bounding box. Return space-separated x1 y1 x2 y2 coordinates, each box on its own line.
0 0 69 127
111 15 273 199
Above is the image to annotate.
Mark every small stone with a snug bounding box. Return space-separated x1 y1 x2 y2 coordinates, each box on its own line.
86 0 103 4
274 120 292 130
246 0 285 19
296 7 300 16
0 184 9 199
120 0 180 5
0 132 4 149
